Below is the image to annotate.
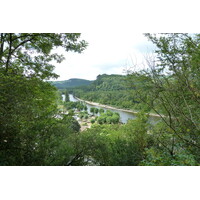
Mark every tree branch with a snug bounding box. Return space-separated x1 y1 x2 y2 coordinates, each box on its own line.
5 33 13 72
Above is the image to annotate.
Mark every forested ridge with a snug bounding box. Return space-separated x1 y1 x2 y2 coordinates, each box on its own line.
70 74 142 110
50 78 93 89
1 33 200 166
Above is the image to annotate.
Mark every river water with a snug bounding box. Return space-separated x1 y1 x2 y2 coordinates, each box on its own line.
68 94 160 124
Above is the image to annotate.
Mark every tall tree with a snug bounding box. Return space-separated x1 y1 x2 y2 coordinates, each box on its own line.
65 90 70 102
0 33 87 165
0 33 87 79
128 33 200 164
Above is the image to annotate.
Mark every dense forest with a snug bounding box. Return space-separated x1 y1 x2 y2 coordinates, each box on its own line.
50 78 93 89
1 33 200 166
70 74 146 111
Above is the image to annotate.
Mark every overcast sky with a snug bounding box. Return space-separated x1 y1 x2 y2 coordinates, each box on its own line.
52 33 155 81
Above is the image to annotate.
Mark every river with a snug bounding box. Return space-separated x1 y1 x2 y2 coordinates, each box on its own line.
67 94 160 124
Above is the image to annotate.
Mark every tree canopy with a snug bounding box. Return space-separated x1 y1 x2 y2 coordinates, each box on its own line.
127 33 200 164
0 33 87 165
1 33 200 166
0 33 87 79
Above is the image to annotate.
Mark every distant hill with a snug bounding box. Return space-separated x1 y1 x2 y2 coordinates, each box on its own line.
71 74 136 109
50 78 93 89
68 74 128 92
92 74 127 91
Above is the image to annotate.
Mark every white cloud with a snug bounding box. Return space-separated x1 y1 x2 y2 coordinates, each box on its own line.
51 33 154 81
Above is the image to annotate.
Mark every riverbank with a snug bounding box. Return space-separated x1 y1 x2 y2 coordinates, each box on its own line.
75 96 163 118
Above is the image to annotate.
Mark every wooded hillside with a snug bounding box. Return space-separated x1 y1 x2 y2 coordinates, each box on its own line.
50 78 93 89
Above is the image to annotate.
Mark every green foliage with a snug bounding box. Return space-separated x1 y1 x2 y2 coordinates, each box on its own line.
111 114 120 124
70 74 140 111
141 147 198 166
105 116 112 124
84 114 89 119
79 113 84 119
90 107 95 115
75 112 151 166
96 110 120 124
90 119 95 124
94 108 99 114
128 33 200 165
65 90 70 102
65 101 85 111
0 33 87 165
84 105 87 111
0 33 87 80
2 33 200 166
0 75 81 165
67 109 75 116
106 110 113 116
50 78 93 89
65 33 200 166
97 115 107 124
99 108 104 113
